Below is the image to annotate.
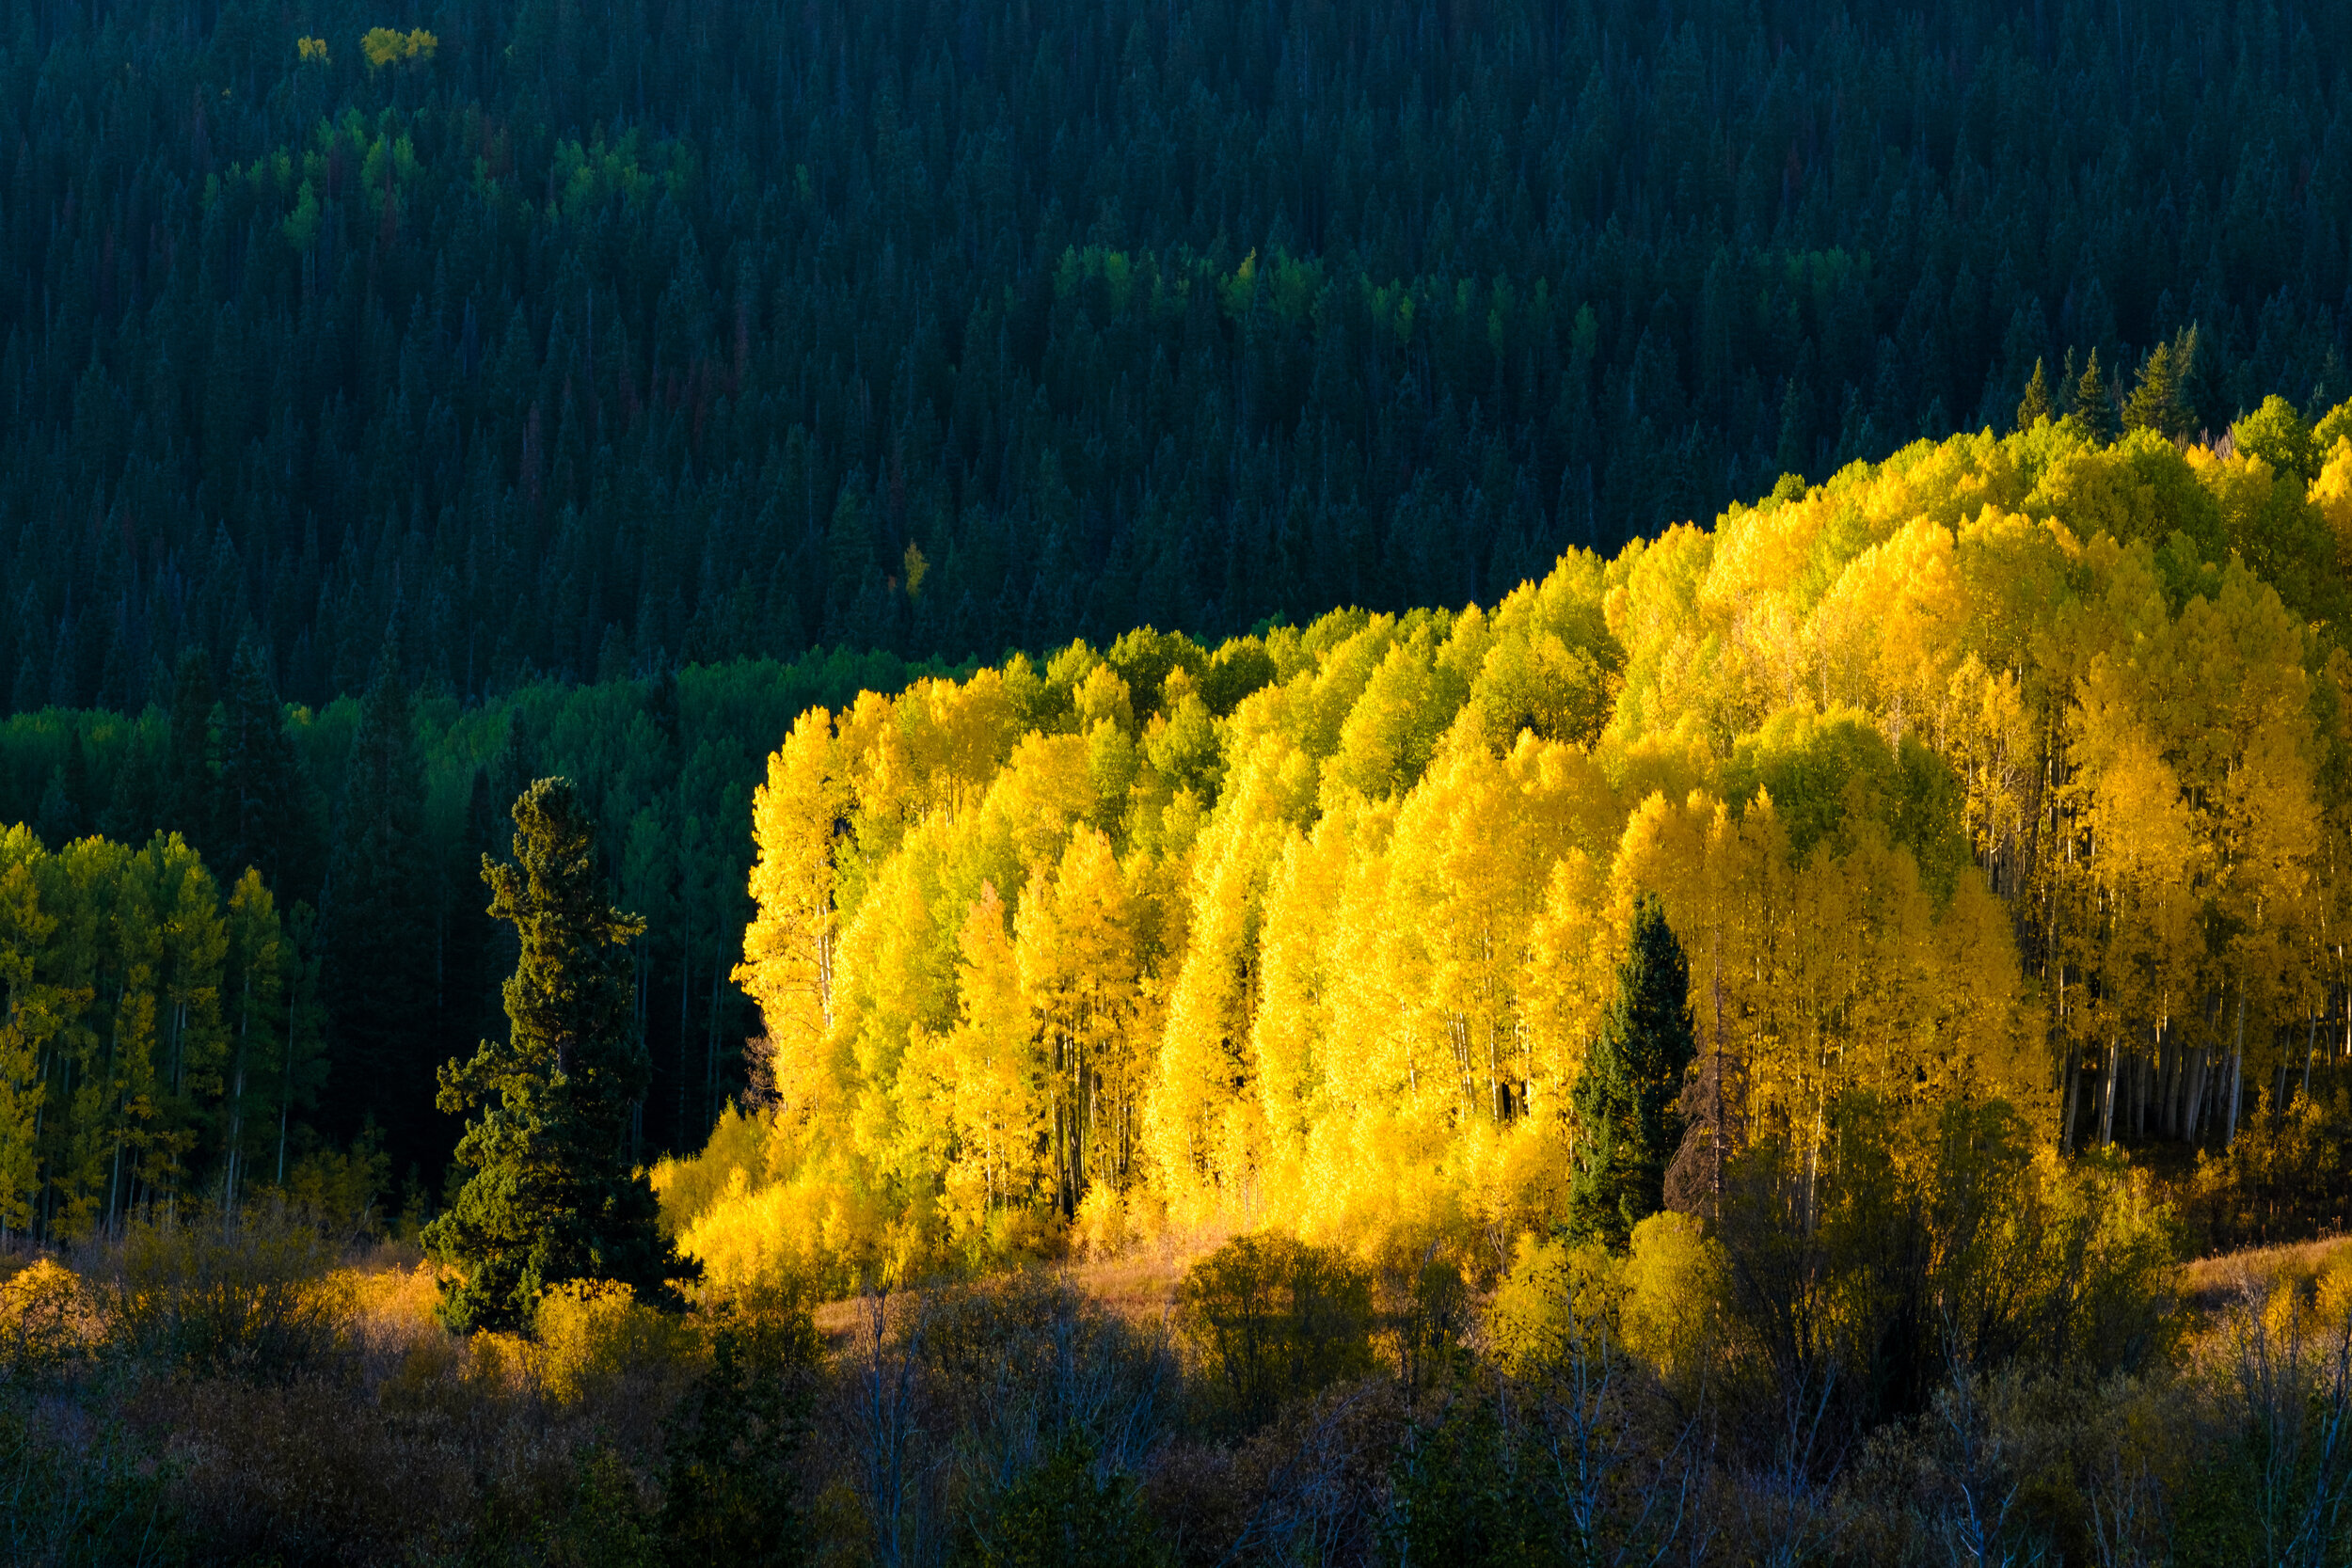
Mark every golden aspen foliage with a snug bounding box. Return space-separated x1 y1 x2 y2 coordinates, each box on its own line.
933 883 1045 1236
669 409 2352 1285
359 27 436 70
735 710 850 1121
1017 828 1146 1212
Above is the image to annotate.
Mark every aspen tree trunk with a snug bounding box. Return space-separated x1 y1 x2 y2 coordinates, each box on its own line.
1711 936 1726 1213
2161 1029 2179 1137
2303 1010 2317 1107
2099 1040 2117 1146
2185 1048 2208 1143
2058 972 2076 1153
2225 991 2245 1148
2059 1057 2079 1154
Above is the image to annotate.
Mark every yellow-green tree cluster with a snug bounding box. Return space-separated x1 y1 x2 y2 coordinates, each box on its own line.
0 828 324 1243
664 400 2352 1288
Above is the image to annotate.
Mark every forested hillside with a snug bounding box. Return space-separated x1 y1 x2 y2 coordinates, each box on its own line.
8 0 2352 710
673 398 2352 1289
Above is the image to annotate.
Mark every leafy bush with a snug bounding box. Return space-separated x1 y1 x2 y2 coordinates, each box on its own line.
1484 1234 1624 1379
0 1258 98 1377
1177 1235 1375 1432
657 1291 822 1566
533 1279 704 1411
1383 1363 1698 1567
954 1433 1166 1568
2186 1085 2352 1253
1708 1093 2180 1450
81 1211 351 1380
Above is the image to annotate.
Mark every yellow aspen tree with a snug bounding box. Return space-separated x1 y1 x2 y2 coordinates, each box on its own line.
936 883 1045 1230
137 833 227 1205
0 829 56 1237
1147 739 1311 1222
1248 816 1351 1212
736 708 851 1121
1018 828 1142 1217
832 832 958 1188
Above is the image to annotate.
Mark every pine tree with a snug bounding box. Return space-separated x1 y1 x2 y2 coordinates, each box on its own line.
424 777 695 1333
215 629 317 899
2014 358 2054 432
164 650 216 850
1566 895 1697 1251
2067 350 2118 444
2122 341 2188 439
320 638 437 1173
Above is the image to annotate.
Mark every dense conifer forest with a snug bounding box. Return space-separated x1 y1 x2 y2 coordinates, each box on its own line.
8 0 2352 710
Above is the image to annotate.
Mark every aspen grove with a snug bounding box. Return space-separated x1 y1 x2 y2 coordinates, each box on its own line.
664 403 2352 1289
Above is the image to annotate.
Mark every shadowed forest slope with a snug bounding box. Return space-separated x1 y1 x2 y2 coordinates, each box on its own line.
7 0 2352 709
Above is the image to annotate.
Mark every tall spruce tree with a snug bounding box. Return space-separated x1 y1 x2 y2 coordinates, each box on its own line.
2014 358 2054 431
321 637 437 1172
424 777 694 1332
2068 350 2119 444
1567 895 1698 1250
163 649 215 851
214 629 317 900
2122 336 2191 439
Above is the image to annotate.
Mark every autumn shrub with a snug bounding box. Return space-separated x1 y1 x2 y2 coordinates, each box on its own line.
1483 1232 1624 1378
1835 1367 2200 1567
128 1372 483 1563
954 1431 1167 1568
1374 1245 1470 1397
1381 1357 1700 1567
921 1272 1175 1567
657 1289 823 1565
0 1257 99 1377
538 1448 661 1568
1701 1092 2181 1464
2185 1085 2352 1253
533 1278 705 1414
1616 1212 1729 1400
1177 1234 1375 1432
2165 1256 2352 1566
80 1209 353 1380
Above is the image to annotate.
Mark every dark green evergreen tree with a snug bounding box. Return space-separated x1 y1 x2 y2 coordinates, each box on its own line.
321 637 437 1172
214 628 316 899
424 776 696 1332
2014 358 2054 432
35 729 86 846
1566 895 1697 1251
2122 338 2190 439
163 649 215 850
2067 350 2119 444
